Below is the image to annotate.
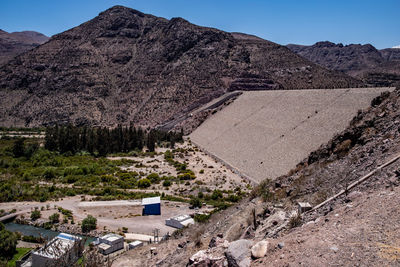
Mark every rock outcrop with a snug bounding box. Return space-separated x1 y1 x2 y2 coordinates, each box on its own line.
0 29 49 66
0 6 360 128
287 42 400 86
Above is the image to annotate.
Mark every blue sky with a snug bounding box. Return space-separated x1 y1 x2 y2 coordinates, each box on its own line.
0 0 399 49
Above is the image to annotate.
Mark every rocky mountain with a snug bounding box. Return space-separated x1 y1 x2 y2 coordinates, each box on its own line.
0 6 360 128
287 41 400 87
0 30 49 66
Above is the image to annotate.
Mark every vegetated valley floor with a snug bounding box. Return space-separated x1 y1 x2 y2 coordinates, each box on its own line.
190 87 394 182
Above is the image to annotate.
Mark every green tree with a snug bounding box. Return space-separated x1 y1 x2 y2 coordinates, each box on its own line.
138 178 151 188
211 190 223 200
0 223 18 260
81 215 97 233
12 138 25 158
190 197 202 208
49 213 60 224
31 209 41 221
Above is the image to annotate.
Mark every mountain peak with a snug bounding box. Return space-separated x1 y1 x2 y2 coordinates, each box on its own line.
0 6 360 128
99 5 146 17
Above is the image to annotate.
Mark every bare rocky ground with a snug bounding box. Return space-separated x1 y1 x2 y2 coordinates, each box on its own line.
108 142 252 194
112 88 400 266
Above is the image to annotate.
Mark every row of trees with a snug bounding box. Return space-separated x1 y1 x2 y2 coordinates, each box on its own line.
44 125 183 156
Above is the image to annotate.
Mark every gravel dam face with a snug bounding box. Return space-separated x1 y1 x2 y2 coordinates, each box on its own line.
190 88 394 183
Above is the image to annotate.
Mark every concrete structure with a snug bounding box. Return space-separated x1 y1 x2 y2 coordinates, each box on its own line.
142 196 161 215
31 233 82 267
165 214 195 229
190 88 394 183
98 233 124 255
298 202 312 214
128 241 143 250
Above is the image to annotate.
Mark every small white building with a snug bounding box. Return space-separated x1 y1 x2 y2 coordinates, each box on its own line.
128 241 143 250
98 233 124 255
298 202 312 214
31 233 82 267
165 214 194 229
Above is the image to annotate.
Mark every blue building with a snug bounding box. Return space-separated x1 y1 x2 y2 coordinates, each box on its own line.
142 196 161 215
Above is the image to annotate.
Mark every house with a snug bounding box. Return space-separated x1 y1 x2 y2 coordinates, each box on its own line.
128 241 143 250
98 233 124 255
142 196 161 215
31 233 83 267
298 202 312 214
165 214 194 229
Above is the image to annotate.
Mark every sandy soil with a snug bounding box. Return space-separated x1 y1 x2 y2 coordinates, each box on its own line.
0 196 199 236
108 142 251 193
190 88 393 182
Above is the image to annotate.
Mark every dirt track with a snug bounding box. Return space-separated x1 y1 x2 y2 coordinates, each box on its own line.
190 88 393 182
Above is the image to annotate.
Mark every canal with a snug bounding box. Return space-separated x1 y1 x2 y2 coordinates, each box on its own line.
5 222 96 246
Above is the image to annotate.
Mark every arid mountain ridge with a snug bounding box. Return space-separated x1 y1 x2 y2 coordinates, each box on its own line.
0 29 49 66
287 41 400 87
0 5 360 128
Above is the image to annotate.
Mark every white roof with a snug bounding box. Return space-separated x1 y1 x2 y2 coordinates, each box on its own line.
101 233 124 242
129 241 143 246
142 196 161 205
170 214 192 222
298 202 312 208
98 243 111 250
180 218 195 227
33 233 81 259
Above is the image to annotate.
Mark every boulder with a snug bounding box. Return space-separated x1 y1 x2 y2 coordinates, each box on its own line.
189 248 226 267
251 241 268 258
225 239 253 267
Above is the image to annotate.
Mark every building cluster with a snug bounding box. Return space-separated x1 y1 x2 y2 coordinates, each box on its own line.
16 197 198 267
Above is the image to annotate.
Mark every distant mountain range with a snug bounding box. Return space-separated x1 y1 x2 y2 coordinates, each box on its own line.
0 30 49 66
287 42 400 87
0 6 359 128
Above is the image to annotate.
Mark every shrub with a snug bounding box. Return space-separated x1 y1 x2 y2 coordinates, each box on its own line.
162 180 171 187
199 169 204 174
190 198 202 208
30 209 41 221
81 215 97 233
138 178 151 188
194 214 210 223
48 213 60 224
43 167 57 180
288 214 302 229
211 190 223 200
226 194 240 202
147 173 160 183
21 235 44 243
12 138 25 158
0 223 18 259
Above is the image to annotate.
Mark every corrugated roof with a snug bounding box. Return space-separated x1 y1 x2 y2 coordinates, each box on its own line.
33 233 81 259
142 196 161 205
101 233 123 242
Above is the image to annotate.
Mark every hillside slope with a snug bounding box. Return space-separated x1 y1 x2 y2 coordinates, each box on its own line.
287 42 400 87
113 87 400 267
0 6 360 128
0 30 49 66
